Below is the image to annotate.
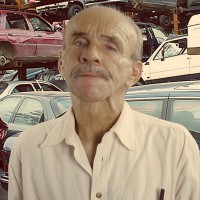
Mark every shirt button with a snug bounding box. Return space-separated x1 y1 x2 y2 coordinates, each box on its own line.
96 192 102 198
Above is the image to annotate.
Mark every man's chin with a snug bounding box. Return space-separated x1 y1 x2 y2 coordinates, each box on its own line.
72 88 107 102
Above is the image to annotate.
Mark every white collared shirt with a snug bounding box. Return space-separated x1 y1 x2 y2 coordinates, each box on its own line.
8 102 200 200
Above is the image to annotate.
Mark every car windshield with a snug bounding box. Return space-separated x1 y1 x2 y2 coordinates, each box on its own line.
0 82 8 94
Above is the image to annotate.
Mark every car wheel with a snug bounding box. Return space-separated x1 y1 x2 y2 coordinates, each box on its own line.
67 4 82 19
0 42 15 66
0 55 7 66
159 15 172 27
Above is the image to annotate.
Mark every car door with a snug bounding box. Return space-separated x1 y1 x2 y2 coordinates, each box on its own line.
168 98 200 149
145 38 190 83
0 96 21 123
26 14 62 59
188 53 200 79
12 97 45 125
5 11 37 59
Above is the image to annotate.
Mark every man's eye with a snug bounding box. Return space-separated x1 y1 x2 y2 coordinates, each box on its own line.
105 43 118 52
73 38 87 47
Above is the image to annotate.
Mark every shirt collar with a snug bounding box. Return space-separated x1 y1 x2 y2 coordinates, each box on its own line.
110 101 135 151
40 102 136 151
40 107 77 148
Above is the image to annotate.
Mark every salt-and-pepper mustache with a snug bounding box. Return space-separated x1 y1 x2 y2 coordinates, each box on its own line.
71 64 110 80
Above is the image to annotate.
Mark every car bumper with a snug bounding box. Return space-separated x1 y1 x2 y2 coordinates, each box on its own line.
0 173 8 191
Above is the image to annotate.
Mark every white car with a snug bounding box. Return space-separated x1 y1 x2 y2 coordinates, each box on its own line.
140 35 200 84
0 80 62 99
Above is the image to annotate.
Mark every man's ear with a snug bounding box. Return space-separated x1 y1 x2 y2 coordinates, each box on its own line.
126 61 143 88
58 50 65 77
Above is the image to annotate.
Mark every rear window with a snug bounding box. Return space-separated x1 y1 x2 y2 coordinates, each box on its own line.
126 100 163 118
33 82 61 91
6 13 28 30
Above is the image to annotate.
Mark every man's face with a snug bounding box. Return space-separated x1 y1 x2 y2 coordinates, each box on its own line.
59 8 142 102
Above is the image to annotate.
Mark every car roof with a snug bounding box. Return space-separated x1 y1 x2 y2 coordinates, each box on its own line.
0 80 51 84
126 81 200 98
5 91 71 98
0 9 41 15
0 80 61 87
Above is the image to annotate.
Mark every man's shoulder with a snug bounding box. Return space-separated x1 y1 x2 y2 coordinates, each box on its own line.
132 110 198 147
132 110 191 138
14 113 67 147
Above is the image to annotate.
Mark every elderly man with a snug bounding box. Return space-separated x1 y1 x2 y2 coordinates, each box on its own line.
9 6 200 200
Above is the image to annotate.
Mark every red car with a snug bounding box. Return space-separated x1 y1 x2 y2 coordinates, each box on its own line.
0 118 7 146
0 9 62 66
0 117 8 167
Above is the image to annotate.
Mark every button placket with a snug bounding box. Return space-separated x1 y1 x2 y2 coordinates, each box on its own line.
91 132 114 200
91 143 106 199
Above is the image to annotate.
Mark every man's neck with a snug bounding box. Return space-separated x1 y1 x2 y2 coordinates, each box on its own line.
71 98 124 167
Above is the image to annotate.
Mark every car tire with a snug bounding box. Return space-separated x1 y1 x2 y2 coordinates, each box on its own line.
67 4 82 19
0 42 15 66
159 15 171 27
0 55 7 66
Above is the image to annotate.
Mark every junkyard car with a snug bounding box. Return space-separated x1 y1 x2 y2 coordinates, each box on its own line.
0 91 72 188
140 35 200 85
0 117 7 147
126 81 200 148
0 80 62 99
0 117 7 166
0 9 62 66
0 91 71 141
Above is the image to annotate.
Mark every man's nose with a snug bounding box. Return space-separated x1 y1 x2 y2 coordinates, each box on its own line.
80 45 101 65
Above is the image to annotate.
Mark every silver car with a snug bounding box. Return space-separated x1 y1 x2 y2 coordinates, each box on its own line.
0 80 63 99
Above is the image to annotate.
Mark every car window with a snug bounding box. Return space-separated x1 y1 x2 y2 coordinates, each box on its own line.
11 84 35 94
13 98 44 125
38 82 61 91
0 97 21 123
51 97 71 117
0 82 8 94
32 82 41 90
32 82 61 91
154 38 187 60
27 15 52 32
171 100 200 148
6 13 28 30
152 28 166 41
126 100 163 118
